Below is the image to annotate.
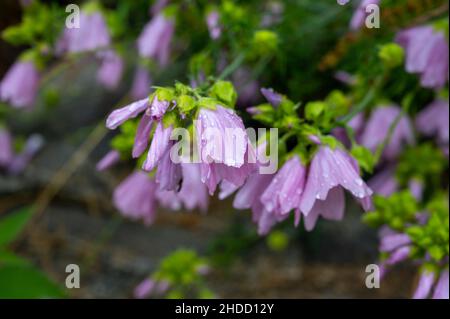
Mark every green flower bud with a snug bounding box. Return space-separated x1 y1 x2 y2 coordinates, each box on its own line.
378 43 404 68
251 30 279 57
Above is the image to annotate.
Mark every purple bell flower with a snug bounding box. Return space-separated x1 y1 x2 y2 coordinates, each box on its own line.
137 13 175 66
360 105 414 160
416 99 449 145
96 50 124 90
0 60 40 109
113 171 157 225
299 146 373 217
396 26 449 89
56 11 110 54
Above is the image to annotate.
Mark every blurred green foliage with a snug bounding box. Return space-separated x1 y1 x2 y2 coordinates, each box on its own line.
0 207 65 298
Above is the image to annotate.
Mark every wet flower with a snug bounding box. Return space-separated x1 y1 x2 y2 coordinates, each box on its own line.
303 187 345 231
416 99 449 145
350 0 380 30
360 105 414 160
143 122 172 172
261 156 306 216
137 13 175 66
133 114 153 158
0 60 40 109
146 95 170 121
206 10 221 40
131 67 152 100
106 98 149 130
56 11 110 54
155 143 182 191
195 105 254 194
113 171 157 225
96 150 120 171
299 146 373 218
96 50 124 90
396 26 449 89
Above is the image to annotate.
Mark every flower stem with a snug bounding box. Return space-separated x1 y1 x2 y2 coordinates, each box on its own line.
217 53 246 81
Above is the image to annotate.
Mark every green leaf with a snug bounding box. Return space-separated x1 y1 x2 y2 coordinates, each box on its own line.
197 98 218 110
209 81 237 107
0 207 33 247
177 95 196 113
0 265 64 298
305 101 325 121
351 145 376 173
0 250 31 267
156 88 175 102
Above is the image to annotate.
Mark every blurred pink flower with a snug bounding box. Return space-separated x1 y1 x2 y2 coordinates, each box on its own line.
206 10 221 40
131 67 152 100
416 99 449 145
0 60 40 109
113 171 157 225
96 150 120 171
137 13 175 66
96 50 124 90
360 105 414 160
396 26 449 89
56 11 110 54
0 128 14 168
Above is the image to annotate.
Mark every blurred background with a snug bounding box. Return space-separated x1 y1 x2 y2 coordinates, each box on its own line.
1 0 447 298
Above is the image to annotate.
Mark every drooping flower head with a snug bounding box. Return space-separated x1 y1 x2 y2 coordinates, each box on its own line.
416 99 449 145
0 60 40 109
156 163 209 212
396 26 449 89
261 156 306 216
96 150 121 171
113 171 157 225
195 105 255 194
56 10 110 54
299 145 373 222
360 105 414 160
131 67 152 100
96 50 124 90
137 12 175 66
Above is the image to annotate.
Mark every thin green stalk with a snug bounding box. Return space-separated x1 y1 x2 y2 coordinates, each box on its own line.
217 53 246 81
